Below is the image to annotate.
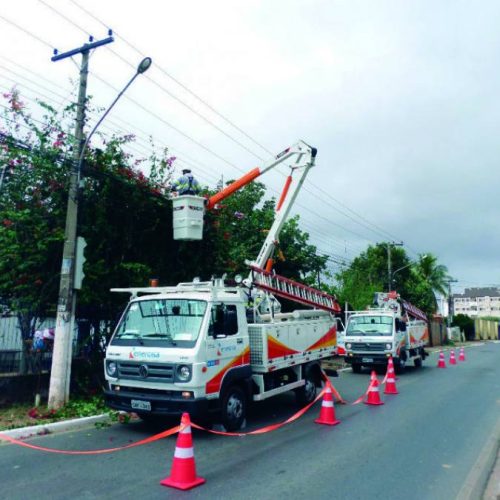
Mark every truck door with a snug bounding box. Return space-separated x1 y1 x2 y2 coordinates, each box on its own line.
205 303 248 395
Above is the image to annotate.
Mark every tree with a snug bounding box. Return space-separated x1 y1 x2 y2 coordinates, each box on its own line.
335 243 410 310
0 90 330 379
411 253 450 313
0 91 69 369
452 313 475 341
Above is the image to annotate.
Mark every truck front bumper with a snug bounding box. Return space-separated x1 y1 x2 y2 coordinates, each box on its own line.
104 387 210 418
344 353 393 365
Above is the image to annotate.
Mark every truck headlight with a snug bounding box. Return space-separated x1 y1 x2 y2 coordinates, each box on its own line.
176 364 192 382
385 343 392 350
107 361 117 377
346 343 352 349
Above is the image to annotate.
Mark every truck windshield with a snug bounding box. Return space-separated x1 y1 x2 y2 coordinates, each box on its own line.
111 299 208 347
346 315 393 336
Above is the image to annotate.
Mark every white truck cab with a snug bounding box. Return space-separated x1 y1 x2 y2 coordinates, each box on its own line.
104 141 342 430
104 279 338 430
343 292 429 373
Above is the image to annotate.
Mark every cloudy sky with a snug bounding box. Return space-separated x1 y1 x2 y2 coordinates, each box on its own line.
1 0 499 293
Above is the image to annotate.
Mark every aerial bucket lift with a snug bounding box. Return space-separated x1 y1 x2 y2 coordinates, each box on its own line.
172 141 315 242
172 140 341 314
172 195 205 241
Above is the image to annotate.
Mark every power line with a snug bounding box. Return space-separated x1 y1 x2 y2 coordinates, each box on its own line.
44 1 398 243
0 13 53 49
2 5 402 252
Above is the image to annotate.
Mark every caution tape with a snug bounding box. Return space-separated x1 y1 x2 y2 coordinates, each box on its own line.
0 424 181 455
321 368 376 405
191 386 327 436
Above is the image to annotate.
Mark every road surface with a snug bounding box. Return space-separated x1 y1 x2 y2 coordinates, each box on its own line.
1 342 499 499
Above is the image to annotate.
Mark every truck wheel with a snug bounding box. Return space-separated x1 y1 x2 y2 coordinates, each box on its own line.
394 357 406 374
414 357 423 368
295 368 317 406
351 363 362 374
221 385 246 431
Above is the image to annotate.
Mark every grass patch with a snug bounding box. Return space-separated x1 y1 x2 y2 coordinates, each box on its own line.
0 396 116 431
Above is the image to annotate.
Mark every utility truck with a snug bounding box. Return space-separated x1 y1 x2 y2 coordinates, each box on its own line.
104 141 341 430
343 291 428 374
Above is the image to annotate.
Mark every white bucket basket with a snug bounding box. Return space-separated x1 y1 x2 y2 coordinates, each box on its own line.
172 195 205 241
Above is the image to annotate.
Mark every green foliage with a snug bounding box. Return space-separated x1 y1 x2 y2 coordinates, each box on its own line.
52 395 107 419
452 313 475 340
335 243 409 310
335 244 448 317
0 89 329 360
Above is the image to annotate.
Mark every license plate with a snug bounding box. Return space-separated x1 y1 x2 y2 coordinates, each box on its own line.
362 357 374 363
131 399 151 411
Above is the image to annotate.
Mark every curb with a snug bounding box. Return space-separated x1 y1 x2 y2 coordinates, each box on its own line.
457 417 500 500
1 413 112 440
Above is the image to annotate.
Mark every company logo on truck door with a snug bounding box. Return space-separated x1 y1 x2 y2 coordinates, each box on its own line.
129 348 160 360
205 346 250 394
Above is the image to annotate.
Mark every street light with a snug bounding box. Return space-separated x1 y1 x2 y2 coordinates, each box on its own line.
76 57 153 177
48 57 152 409
391 255 428 287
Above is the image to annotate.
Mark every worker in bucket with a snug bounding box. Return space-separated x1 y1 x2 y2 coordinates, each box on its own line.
172 168 201 195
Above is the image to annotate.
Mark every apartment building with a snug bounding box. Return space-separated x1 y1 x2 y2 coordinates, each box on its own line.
453 287 500 318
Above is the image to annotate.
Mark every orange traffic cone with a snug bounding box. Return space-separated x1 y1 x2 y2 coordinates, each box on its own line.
437 350 446 368
365 371 384 405
449 349 457 365
160 413 205 490
459 347 466 362
315 382 341 426
384 359 398 395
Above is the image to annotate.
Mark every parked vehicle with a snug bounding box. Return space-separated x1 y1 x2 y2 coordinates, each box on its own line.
343 291 428 374
103 142 341 430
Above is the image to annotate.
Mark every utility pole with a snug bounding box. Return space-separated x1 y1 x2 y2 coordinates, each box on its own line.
386 241 404 292
445 278 459 327
48 34 114 409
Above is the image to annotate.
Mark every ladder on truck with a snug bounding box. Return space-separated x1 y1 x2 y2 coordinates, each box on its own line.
250 265 341 313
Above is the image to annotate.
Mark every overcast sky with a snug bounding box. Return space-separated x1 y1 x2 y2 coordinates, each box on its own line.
1 0 499 293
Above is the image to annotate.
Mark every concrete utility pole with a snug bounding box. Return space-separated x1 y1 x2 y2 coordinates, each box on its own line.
445 278 459 327
386 241 404 292
48 34 114 409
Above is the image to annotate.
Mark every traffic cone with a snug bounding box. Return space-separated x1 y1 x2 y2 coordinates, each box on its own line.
459 347 466 362
315 382 341 426
160 413 205 490
384 359 398 395
364 371 384 405
449 349 457 365
437 351 446 368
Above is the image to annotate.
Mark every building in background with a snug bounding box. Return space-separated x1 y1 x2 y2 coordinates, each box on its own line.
453 288 500 318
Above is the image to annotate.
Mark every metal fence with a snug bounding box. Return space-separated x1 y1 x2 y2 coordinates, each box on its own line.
0 316 80 374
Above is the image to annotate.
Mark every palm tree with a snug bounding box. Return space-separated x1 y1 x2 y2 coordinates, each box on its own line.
414 254 449 297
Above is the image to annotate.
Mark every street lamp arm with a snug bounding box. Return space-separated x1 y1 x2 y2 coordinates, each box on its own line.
392 262 413 277
76 57 152 177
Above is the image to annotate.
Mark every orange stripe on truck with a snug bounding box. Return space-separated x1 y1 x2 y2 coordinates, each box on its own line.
306 326 337 351
205 347 250 395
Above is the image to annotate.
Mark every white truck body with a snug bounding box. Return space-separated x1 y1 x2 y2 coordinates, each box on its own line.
104 141 341 430
104 280 337 429
343 292 429 372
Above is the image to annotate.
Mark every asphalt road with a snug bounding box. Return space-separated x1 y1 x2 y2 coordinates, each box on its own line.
1 342 499 500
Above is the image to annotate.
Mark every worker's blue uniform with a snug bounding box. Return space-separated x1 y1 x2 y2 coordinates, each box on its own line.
172 173 201 195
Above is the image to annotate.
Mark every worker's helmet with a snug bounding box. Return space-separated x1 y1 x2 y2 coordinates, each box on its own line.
182 169 191 174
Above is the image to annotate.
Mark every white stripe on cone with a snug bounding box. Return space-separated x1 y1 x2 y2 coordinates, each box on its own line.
174 447 195 459
322 401 334 408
